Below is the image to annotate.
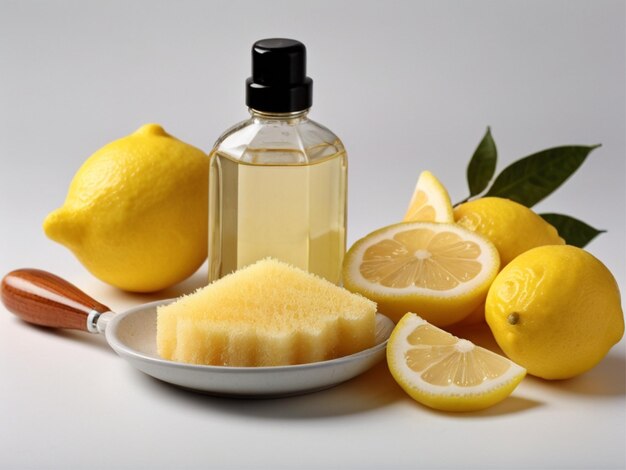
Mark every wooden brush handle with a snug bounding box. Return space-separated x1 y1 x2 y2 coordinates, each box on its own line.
0 269 112 332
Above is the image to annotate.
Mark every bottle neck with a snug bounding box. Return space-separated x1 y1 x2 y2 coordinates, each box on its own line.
249 108 309 124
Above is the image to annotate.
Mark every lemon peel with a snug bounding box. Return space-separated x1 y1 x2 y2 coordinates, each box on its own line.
454 197 564 266
44 124 209 292
486 245 624 379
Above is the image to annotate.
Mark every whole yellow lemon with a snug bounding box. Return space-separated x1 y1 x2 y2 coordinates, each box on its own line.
485 245 624 379
454 197 565 267
44 124 209 292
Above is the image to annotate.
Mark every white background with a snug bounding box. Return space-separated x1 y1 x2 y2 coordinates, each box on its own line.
1 1 624 469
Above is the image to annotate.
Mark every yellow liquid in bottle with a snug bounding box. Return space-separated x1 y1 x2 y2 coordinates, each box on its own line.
208 150 347 284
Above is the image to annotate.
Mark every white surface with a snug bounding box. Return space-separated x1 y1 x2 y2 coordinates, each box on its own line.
0 1 624 469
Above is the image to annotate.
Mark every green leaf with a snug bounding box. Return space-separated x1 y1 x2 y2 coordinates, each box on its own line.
484 144 601 207
539 213 606 248
467 127 497 198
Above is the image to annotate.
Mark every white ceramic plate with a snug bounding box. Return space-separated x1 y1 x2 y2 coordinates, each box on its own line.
105 300 395 398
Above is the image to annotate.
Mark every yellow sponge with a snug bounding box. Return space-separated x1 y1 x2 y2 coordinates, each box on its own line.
157 258 377 366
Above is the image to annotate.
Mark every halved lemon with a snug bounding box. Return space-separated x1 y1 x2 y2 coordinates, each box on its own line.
387 313 526 412
403 171 454 223
342 222 500 326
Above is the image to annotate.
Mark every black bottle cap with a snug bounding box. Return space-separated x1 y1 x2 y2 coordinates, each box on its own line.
246 38 313 113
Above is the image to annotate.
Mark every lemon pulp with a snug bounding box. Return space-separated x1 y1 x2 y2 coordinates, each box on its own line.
360 227 483 291
343 222 500 325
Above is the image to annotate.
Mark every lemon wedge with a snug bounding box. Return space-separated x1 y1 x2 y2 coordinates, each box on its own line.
342 222 500 326
403 171 454 223
387 313 526 412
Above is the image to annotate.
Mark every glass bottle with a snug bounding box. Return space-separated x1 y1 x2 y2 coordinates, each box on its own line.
208 38 347 284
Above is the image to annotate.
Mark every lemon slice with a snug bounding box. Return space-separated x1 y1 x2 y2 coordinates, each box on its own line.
387 313 526 412
342 222 500 326
403 171 454 223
